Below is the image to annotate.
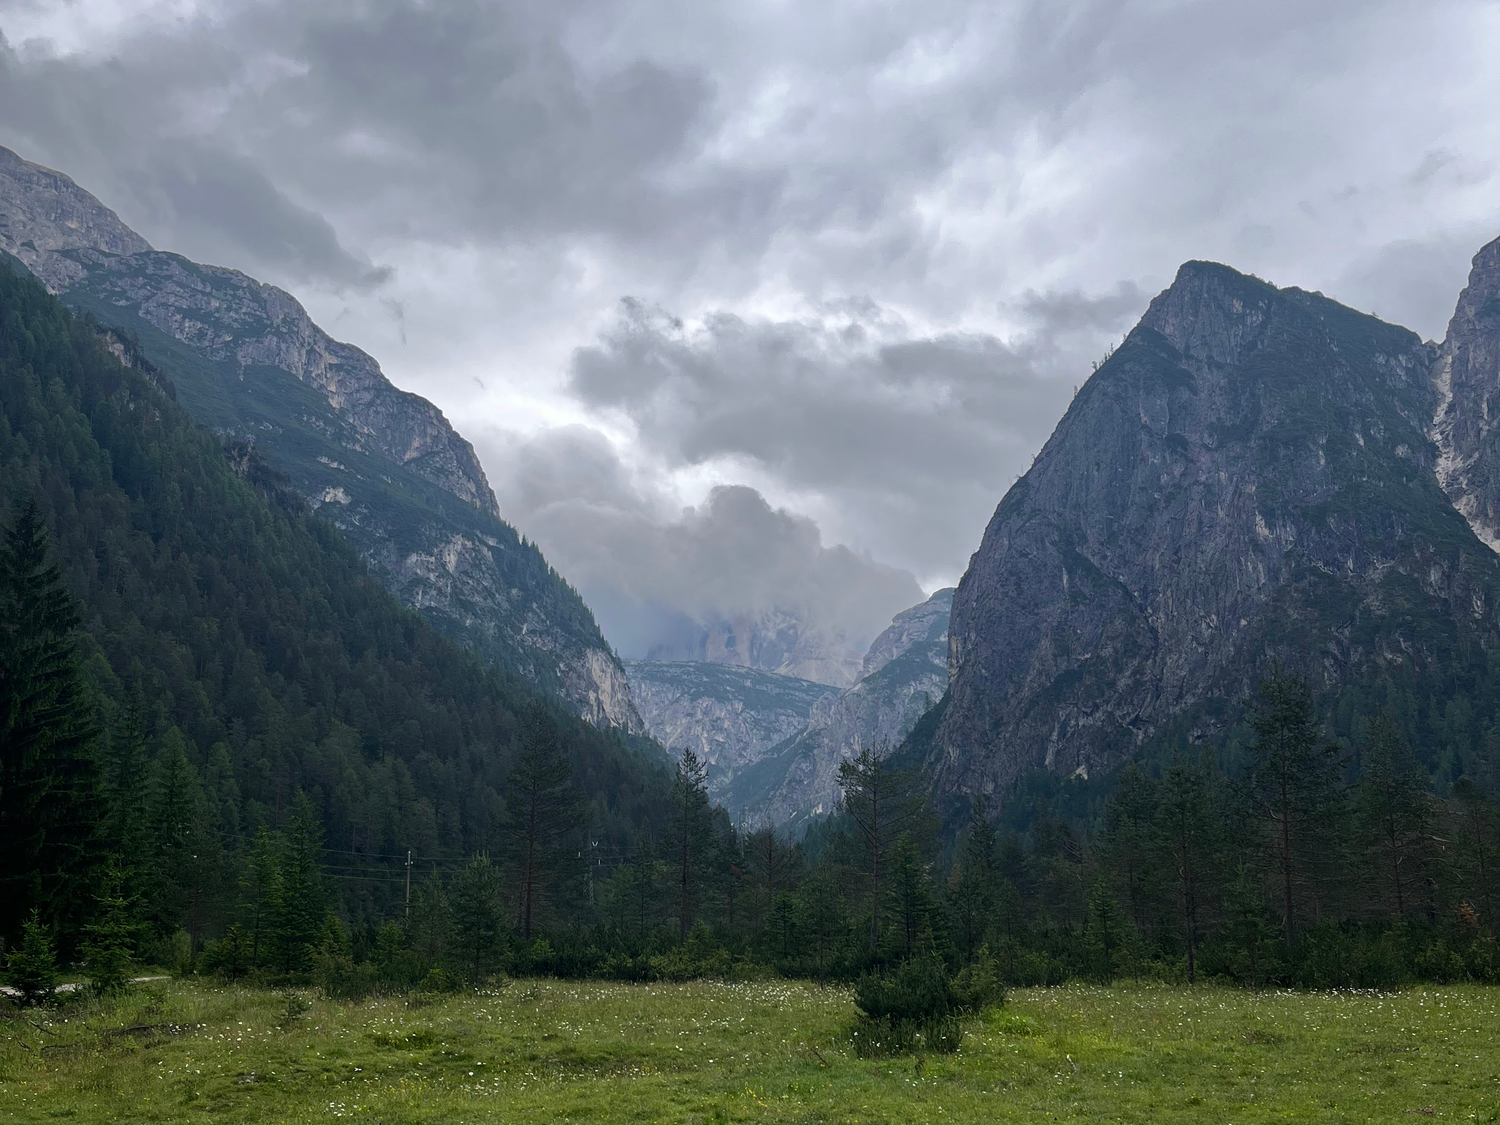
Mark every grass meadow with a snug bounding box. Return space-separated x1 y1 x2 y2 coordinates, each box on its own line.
3 978 1498 1123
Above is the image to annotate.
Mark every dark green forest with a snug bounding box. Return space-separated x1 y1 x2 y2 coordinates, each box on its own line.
5 252 1500 1015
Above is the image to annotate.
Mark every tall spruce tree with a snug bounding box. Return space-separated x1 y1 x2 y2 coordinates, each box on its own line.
946 798 997 963
838 743 929 954
1102 765 1161 933
274 792 328 973
1356 713 1433 918
671 748 710 942
449 853 504 981
0 500 104 946
503 703 579 941
1158 754 1217 983
1244 670 1345 943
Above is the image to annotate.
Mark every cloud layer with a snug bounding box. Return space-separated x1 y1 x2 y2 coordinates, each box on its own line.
2 0 1498 655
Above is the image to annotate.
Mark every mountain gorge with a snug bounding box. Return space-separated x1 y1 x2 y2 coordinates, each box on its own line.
629 588 954 824
0 145 642 732
928 243 1500 806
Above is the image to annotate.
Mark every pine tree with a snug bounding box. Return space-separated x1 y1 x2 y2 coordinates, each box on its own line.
946 798 996 964
4 909 58 1006
502 703 579 941
105 697 153 945
1084 878 1129 983
1102 765 1160 933
838 743 930 954
1356 713 1433 918
449 854 504 981
1244 670 1346 943
1158 754 1217 983
82 861 141 995
273 792 327 974
671 748 710 942
887 835 933 958
0 500 105 946
408 876 453 971
240 826 283 967
745 825 795 934
1450 778 1498 928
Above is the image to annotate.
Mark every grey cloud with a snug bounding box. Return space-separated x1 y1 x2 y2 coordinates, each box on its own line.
477 425 922 661
565 286 1141 579
0 35 389 290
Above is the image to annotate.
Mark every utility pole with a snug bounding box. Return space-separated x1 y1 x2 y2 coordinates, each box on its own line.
404 849 413 921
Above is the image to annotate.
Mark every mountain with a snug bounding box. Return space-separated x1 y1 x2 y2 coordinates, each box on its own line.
623 661 837 805
0 145 643 732
928 249 1500 806
734 588 954 826
0 253 673 938
644 608 868 688
628 589 954 823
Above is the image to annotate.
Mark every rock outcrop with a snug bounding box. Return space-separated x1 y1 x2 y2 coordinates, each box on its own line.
734 589 954 825
931 259 1500 803
1433 236 1500 551
625 661 837 804
0 145 643 732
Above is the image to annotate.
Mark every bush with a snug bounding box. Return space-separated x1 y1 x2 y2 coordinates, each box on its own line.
851 954 963 1056
952 946 1006 1014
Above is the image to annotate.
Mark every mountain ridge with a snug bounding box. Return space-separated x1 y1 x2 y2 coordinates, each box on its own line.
0 144 644 733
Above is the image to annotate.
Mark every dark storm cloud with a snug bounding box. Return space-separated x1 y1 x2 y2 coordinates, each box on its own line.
477 426 922 659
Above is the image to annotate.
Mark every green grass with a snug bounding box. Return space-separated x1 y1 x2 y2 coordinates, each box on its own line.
4 978 1499 1122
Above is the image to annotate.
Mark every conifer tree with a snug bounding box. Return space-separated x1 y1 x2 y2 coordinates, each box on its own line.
502 703 579 940
1157 754 1217 983
1244 670 1345 943
839 743 929 953
0 500 105 945
105 697 153 944
1102 765 1160 932
887 835 933 958
273 792 327 973
1356 713 1433 918
671 748 711 941
449 854 504 981
82 861 140 995
1450 778 1498 927
946 798 996 964
1084 878 1129 983
4 909 58 1006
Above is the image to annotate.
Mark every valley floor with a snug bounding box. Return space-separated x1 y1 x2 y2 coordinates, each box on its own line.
2 977 1497 1123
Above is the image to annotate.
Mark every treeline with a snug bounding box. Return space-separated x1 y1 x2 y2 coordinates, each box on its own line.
6 250 1500 1002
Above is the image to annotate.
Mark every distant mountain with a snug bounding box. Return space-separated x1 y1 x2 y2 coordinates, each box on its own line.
733 588 953 826
0 145 642 732
629 589 954 824
643 607 867 689
624 661 837 806
925 244 1500 807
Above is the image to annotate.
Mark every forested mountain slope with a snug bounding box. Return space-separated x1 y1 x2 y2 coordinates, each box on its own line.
0 253 672 944
0 145 642 732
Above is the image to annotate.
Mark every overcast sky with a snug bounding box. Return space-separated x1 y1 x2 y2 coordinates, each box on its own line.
3 0 1499 656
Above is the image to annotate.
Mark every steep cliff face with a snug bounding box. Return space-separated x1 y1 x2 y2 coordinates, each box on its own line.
0 145 643 732
625 661 837 803
730 589 955 826
1433 236 1500 551
933 261 1500 802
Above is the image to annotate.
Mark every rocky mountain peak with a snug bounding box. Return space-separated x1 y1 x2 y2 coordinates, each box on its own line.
0 148 152 291
928 254 1490 806
1137 260 1277 368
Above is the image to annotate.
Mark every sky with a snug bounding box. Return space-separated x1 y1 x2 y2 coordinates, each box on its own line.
2 0 1499 658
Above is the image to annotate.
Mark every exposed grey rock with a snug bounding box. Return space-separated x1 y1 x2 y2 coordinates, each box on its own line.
625 661 837 803
1432 235 1500 551
735 588 954 825
648 608 866 688
932 260 1500 805
0 145 643 733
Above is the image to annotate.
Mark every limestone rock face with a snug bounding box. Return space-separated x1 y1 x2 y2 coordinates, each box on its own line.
625 661 837 804
0 145 643 733
931 261 1500 803
736 588 954 825
1433 236 1500 552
